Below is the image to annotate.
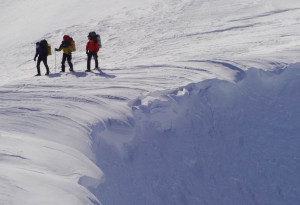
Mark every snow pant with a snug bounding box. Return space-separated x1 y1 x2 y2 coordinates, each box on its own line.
37 56 50 75
87 52 98 71
61 53 73 71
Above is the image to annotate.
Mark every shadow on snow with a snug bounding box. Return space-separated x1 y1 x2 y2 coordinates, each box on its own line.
47 69 116 79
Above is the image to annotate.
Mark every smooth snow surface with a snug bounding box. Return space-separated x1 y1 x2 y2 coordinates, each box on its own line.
0 0 300 204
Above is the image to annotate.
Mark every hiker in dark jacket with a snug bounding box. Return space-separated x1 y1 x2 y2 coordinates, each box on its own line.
86 33 99 72
34 40 50 76
55 39 73 72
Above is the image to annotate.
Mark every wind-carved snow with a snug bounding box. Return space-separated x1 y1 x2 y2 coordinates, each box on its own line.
0 0 300 204
90 65 300 205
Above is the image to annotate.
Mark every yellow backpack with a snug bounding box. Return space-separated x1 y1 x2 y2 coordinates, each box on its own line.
71 40 76 52
47 44 52 55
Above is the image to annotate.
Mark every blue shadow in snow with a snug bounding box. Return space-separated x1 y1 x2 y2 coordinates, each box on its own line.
47 73 61 78
68 71 87 78
46 69 116 79
94 68 116 79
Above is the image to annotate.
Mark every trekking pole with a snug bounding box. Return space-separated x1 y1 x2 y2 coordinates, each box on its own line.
54 51 56 73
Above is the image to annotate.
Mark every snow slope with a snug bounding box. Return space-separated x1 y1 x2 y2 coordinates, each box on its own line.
0 0 300 204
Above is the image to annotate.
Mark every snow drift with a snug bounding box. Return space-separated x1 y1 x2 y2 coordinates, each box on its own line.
0 0 300 204
91 64 300 205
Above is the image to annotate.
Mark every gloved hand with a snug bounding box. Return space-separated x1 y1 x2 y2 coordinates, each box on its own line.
34 57 36 61
55 48 58 51
86 51 89 55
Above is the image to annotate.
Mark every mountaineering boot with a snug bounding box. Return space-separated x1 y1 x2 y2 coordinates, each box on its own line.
35 73 41 76
85 69 91 72
45 72 50 75
61 64 65 72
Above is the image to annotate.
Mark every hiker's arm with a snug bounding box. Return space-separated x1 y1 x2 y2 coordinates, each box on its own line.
86 42 89 53
34 48 39 60
55 45 63 52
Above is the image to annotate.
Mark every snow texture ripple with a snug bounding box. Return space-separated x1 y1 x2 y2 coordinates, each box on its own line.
0 0 300 204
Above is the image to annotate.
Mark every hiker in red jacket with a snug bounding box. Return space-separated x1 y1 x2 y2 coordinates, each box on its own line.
86 32 99 72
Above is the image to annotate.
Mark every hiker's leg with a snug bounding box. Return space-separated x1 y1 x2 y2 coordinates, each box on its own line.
67 54 73 70
36 57 42 75
93 52 98 68
42 57 50 74
61 54 67 72
87 53 92 71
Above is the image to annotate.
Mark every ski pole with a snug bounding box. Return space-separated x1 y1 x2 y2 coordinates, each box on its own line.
55 50 57 73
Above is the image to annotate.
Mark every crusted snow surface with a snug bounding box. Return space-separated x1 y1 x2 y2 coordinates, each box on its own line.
0 0 300 204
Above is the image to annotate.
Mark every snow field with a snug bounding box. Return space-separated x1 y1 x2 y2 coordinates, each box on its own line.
0 0 300 204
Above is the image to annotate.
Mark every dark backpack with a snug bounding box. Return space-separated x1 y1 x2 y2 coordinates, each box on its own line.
96 34 102 48
40 39 51 56
40 39 48 47
89 32 102 48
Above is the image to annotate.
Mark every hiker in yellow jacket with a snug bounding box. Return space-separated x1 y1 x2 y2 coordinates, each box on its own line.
55 39 73 72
